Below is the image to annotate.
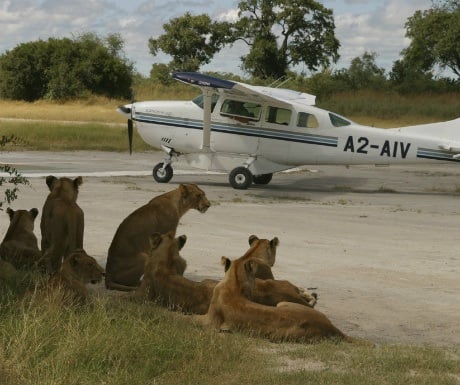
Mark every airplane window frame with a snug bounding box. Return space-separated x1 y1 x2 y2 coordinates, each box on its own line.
297 112 319 129
329 112 352 127
192 94 219 112
220 99 261 121
265 106 292 126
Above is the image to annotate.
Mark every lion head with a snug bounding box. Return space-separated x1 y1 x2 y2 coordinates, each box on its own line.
46 175 83 202
179 184 210 214
222 235 279 280
64 250 105 284
3 207 39 239
146 231 187 273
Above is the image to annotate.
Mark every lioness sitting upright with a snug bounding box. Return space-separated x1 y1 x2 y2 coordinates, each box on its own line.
137 231 216 314
105 184 210 291
204 253 353 343
0 208 41 269
40 176 84 273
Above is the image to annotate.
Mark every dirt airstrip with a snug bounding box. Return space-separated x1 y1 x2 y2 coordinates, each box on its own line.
1 151 459 347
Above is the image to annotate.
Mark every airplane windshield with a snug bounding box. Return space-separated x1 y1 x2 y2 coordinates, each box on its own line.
329 113 352 127
192 94 219 112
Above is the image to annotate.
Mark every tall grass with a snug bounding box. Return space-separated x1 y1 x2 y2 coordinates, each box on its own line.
0 121 151 152
0 283 458 385
0 97 125 122
318 91 460 124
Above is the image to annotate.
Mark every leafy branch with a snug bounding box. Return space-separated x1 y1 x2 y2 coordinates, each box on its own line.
0 135 29 210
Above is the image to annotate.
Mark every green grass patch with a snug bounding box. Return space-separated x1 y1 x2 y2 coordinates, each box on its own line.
0 121 151 152
0 275 458 385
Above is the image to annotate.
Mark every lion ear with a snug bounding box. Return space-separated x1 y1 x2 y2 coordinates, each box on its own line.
45 175 58 191
270 237 279 249
149 233 162 250
6 207 14 220
74 176 83 188
177 235 187 250
29 208 39 219
248 235 259 245
221 256 232 272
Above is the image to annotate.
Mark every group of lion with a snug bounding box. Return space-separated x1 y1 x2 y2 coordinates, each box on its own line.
1 176 364 343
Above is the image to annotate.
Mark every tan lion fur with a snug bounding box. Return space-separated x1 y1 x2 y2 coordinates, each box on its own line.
40 176 84 273
0 208 41 269
202 249 352 342
139 233 315 315
137 232 215 314
226 235 317 308
41 249 105 304
105 184 210 291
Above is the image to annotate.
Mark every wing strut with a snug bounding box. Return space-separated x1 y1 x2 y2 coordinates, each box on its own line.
202 88 212 151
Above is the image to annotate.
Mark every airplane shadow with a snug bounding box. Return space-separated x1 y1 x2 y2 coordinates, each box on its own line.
167 172 460 198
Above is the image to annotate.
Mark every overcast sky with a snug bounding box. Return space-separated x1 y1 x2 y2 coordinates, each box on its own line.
0 0 433 77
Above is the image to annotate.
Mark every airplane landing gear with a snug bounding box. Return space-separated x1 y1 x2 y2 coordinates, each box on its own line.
153 163 173 183
229 167 253 189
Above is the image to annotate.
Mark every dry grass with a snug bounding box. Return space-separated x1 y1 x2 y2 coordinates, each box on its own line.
0 97 125 123
0 275 458 385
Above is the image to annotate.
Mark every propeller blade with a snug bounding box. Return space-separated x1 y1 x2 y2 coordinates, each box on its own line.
128 118 133 155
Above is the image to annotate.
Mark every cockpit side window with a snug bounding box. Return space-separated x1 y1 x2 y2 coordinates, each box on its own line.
265 106 292 125
297 112 319 128
220 99 261 121
329 113 351 127
192 94 219 112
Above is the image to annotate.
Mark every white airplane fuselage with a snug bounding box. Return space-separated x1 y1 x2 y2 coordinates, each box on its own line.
130 99 460 175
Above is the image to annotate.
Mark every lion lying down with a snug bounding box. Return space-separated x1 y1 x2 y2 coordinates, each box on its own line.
34 249 105 305
202 252 356 343
137 232 316 314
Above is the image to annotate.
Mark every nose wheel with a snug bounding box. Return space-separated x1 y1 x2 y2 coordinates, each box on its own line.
229 167 253 189
153 163 173 183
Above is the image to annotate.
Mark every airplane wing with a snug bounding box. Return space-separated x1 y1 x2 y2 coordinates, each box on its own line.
172 72 316 107
172 72 316 152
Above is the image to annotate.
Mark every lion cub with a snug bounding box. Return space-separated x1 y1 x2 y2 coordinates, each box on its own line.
41 249 105 305
137 232 215 314
40 176 84 273
0 207 41 269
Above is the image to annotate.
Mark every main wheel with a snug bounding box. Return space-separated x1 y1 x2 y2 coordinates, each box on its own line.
253 173 273 185
152 163 173 183
229 167 253 190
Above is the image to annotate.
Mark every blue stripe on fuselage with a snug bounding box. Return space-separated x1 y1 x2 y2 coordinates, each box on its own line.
134 114 338 148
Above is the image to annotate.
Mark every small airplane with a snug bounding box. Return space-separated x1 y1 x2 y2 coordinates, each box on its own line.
117 72 460 189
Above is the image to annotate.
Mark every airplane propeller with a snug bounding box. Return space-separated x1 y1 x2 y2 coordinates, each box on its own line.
117 104 134 155
128 117 133 155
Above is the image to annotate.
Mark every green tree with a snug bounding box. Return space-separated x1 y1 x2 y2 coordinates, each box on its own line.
334 51 387 90
235 0 340 79
402 0 460 78
148 12 232 72
0 33 133 101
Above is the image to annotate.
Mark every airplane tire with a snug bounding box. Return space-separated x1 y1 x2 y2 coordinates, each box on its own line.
153 163 173 183
253 173 273 185
229 167 252 189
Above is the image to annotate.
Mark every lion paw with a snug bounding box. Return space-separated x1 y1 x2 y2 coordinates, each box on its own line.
299 287 318 308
